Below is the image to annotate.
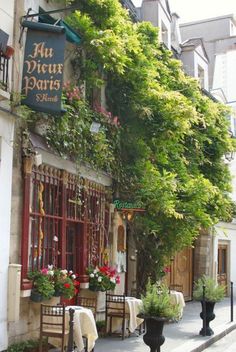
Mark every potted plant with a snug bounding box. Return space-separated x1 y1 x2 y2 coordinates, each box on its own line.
87 265 120 292
193 275 225 336
28 268 55 302
138 280 180 352
54 269 80 299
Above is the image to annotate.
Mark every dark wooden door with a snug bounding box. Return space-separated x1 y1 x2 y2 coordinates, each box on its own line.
217 244 228 288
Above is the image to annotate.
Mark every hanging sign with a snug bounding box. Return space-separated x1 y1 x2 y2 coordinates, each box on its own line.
21 21 66 114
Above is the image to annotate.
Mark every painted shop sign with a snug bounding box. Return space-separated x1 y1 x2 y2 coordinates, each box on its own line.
113 199 144 210
21 21 66 114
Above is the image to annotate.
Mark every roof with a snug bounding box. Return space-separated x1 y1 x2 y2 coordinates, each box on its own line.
180 14 236 28
181 37 209 61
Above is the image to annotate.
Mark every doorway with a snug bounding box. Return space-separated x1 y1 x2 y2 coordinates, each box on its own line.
217 242 229 290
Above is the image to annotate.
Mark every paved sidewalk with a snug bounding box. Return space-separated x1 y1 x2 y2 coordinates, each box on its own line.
94 298 236 352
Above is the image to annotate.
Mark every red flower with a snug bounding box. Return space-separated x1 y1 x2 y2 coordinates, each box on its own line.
64 283 71 289
163 267 171 273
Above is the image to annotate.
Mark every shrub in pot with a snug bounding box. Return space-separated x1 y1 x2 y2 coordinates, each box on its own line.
193 275 225 336
138 281 180 351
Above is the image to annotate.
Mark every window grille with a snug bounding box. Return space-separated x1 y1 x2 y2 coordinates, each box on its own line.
23 163 108 286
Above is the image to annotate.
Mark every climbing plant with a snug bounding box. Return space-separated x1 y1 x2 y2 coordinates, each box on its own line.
39 0 235 290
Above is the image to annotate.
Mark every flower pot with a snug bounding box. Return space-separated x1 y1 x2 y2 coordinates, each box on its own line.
30 290 43 302
138 315 167 352
199 301 215 336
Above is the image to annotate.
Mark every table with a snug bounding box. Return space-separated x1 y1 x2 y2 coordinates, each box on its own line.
125 297 144 332
169 291 185 318
65 306 98 352
111 296 144 334
49 306 98 352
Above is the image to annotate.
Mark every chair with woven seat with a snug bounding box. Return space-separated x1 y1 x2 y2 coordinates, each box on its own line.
105 293 130 340
39 304 69 352
76 295 97 318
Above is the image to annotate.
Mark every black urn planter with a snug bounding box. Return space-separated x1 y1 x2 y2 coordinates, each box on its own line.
138 315 167 352
199 301 215 336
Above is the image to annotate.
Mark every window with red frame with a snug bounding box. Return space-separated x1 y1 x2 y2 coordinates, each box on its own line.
21 163 108 288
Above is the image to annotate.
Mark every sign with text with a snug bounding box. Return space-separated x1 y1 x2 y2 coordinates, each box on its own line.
113 199 144 210
21 21 66 114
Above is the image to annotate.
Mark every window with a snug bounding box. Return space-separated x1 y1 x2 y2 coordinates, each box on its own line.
21 162 108 288
198 65 205 88
161 21 168 48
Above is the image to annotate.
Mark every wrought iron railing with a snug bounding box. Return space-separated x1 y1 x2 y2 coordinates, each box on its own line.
0 51 9 91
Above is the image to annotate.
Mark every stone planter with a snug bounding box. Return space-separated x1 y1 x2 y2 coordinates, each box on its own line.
138 314 167 352
199 301 216 336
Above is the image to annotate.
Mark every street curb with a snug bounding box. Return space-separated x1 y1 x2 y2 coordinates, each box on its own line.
191 323 236 352
170 322 236 352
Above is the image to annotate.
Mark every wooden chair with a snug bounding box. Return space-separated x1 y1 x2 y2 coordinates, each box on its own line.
76 295 97 318
76 295 97 352
105 293 129 340
169 284 183 293
39 304 69 352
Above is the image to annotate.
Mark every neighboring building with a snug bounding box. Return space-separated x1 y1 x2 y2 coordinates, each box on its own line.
0 2 15 350
180 14 236 294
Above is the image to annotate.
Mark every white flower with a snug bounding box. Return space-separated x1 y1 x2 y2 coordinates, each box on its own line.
61 269 68 275
48 270 54 276
48 265 53 270
95 274 98 277
71 274 76 279
69 270 73 275
98 276 102 282
90 273 95 278
110 277 116 283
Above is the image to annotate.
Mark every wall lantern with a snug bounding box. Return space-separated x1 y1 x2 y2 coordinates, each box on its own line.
2 45 14 59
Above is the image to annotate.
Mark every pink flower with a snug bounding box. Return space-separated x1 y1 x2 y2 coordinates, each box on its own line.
41 268 48 275
116 275 120 284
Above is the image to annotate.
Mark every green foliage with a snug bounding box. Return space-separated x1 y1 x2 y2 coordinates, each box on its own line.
7 339 47 352
28 270 55 300
193 275 225 302
140 280 180 320
45 83 121 174
22 0 236 294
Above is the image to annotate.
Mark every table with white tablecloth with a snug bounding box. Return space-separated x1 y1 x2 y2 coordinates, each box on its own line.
66 306 98 352
111 296 143 334
125 297 144 332
50 306 98 352
169 291 185 318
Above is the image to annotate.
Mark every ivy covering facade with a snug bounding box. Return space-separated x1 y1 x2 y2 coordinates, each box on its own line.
38 0 235 289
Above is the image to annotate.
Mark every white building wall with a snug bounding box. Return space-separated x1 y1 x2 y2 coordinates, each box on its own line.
0 111 14 351
214 222 236 295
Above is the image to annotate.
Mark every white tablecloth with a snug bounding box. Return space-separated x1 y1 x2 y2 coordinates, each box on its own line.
169 291 185 318
111 297 143 333
125 297 144 332
65 306 98 352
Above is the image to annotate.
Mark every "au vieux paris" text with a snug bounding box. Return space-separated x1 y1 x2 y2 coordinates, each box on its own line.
22 42 64 103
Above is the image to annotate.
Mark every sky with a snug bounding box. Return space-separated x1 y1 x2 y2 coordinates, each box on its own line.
132 0 236 23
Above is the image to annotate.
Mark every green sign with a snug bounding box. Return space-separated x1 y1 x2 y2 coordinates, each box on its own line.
113 199 143 210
